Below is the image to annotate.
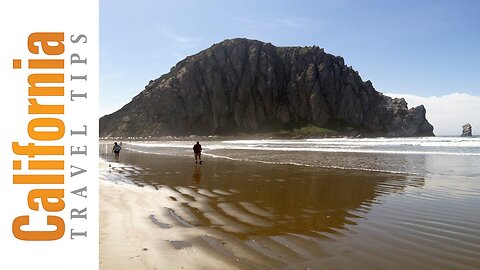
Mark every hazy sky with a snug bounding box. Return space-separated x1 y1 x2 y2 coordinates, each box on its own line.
100 0 480 134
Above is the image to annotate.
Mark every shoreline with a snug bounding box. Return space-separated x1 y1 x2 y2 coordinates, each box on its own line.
100 133 446 142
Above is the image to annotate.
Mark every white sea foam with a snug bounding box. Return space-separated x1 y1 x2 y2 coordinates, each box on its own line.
127 137 480 156
202 153 420 176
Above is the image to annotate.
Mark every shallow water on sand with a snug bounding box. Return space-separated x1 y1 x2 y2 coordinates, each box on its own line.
100 141 480 269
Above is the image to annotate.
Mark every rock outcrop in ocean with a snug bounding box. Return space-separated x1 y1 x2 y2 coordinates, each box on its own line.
461 123 472 137
100 38 434 137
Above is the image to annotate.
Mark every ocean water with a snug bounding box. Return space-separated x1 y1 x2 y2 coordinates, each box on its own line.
125 136 480 177
101 137 480 269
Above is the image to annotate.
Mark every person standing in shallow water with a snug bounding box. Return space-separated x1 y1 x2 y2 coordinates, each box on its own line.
193 141 202 164
112 142 122 162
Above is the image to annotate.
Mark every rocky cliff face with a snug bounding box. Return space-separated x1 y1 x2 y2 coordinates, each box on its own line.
100 38 434 137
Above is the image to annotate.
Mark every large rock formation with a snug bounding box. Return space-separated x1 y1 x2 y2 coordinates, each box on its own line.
461 123 472 137
100 38 434 137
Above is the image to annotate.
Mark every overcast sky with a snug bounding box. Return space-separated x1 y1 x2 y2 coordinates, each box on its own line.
100 0 480 135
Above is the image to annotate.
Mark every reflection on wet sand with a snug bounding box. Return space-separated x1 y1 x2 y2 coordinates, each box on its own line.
192 164 202 185
136 154 422 238
101 145 438 269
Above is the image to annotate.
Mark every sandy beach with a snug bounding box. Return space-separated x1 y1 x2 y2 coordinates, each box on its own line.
99 164 243 270
100 141 480 270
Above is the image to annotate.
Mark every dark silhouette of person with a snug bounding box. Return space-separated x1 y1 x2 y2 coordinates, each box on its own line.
112 142 122 162
193 141 202 164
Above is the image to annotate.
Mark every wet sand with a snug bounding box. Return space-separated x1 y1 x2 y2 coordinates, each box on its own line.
100 144 480 270
100 177 240 270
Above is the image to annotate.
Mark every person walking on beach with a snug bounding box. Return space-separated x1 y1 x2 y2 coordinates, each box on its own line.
193 141 202 164
112 142 122 162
